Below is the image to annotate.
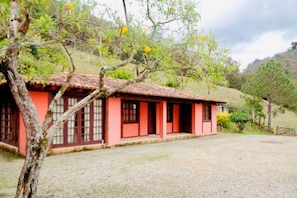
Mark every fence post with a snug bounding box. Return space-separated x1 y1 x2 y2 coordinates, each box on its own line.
275 125 278 135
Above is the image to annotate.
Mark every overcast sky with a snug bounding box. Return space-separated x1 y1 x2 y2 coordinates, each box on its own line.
198 0 297 70
96 0 297 71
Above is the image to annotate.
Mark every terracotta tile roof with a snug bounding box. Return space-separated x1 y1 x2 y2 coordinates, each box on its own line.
4 73 226 103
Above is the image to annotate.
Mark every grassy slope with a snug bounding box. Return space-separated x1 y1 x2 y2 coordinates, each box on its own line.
67 48 297 130
184 81 297 130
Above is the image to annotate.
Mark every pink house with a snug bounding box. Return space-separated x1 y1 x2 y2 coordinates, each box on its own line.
0 73 225 156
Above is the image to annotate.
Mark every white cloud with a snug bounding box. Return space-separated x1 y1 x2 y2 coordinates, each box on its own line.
198 0 247 29
231 31 295 71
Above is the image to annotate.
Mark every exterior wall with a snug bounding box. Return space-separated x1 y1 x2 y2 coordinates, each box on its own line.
192 103 203 136
105 97 121 146
156 103 160 135
202 122 212 135
211 104 217 134
19 91 49 156
201 104 217 135
166 123 173 133
122 123 139 137
159 101 167 138
122 102 148 137
155 101 167 138
173 104 180 132
139 102 148 136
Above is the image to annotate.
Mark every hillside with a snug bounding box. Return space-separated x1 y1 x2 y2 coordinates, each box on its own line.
60 48 297 130
184 82 297 131
244 48 297 83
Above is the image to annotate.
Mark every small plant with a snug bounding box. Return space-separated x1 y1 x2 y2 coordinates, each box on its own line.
230 111 250 132
217 112 231 129
106 68 132 80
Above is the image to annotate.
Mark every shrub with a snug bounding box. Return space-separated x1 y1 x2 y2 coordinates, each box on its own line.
106 68 132 80
230 111 250 132
217 112 231 128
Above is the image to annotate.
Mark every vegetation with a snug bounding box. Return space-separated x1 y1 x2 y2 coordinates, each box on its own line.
217 112 231 129
244 49 297 84
230 111 250 132
219 122 271 135
242 60 297 131
0 0 235 196
243 96 266 125
0 149 21 161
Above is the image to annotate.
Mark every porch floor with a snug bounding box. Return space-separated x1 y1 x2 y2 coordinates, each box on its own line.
120 133 196 146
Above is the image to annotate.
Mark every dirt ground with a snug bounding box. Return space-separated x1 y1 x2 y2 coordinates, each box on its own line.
1 134 297 198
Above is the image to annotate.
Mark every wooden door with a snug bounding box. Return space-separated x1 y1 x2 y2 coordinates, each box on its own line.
180 104 192 133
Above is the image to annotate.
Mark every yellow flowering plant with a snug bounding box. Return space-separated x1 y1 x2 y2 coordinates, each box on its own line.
65 3 73 10
144 46 151 53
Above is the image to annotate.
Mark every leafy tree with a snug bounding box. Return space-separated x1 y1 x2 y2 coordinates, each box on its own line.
243 96 266 125
230 111 250 132
242 60 297 131
0 0 235 196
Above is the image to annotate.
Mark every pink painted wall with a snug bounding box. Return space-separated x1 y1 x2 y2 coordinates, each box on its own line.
202 122 212 135
192 103 203 136
201 105 217 135
105 97 121 146
156 103 160 135
211 104 217 134
173 104 179 132
139 102 148 136
167 123 173 133
122 123 139 137
159 101 167 138
19 91 49 156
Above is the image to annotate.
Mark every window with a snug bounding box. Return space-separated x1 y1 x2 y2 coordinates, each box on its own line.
167 103 173 122
122 101 139 123
0 95 19 146
52 96 104 147
203 104 212 121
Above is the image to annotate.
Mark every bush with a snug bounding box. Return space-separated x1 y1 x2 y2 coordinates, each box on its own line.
106 68 132 80
217 112 231 128
230 111 250 132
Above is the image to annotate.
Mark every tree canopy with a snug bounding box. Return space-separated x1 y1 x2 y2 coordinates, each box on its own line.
242 60 297 130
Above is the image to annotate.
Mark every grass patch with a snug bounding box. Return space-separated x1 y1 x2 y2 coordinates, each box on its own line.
0 182 15 189
0 181 16 198
219 123 271 135
0 193 11 198
0 149 21 161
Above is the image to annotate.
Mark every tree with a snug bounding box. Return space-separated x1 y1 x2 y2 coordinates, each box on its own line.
0 0 234 196
243 96 266 125
242 60 297 131
230 111 250 132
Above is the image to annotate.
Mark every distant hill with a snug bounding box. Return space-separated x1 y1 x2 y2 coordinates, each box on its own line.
243 48 297 83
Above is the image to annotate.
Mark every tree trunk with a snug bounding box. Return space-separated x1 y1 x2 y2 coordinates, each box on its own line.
2 36 48 197
267 98 272 131
15 140 47 198
3 67 48 197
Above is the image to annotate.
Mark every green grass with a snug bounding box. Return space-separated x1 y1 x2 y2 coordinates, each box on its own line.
219 122 272 135
0 182 16 198
0 149 21 161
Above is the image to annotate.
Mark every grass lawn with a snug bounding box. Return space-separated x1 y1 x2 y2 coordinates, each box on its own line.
219 122 272 136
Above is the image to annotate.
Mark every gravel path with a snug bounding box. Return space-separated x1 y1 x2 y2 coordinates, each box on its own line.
1 134 297 197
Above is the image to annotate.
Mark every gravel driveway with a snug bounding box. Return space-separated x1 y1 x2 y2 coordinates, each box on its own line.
1 134 297 198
